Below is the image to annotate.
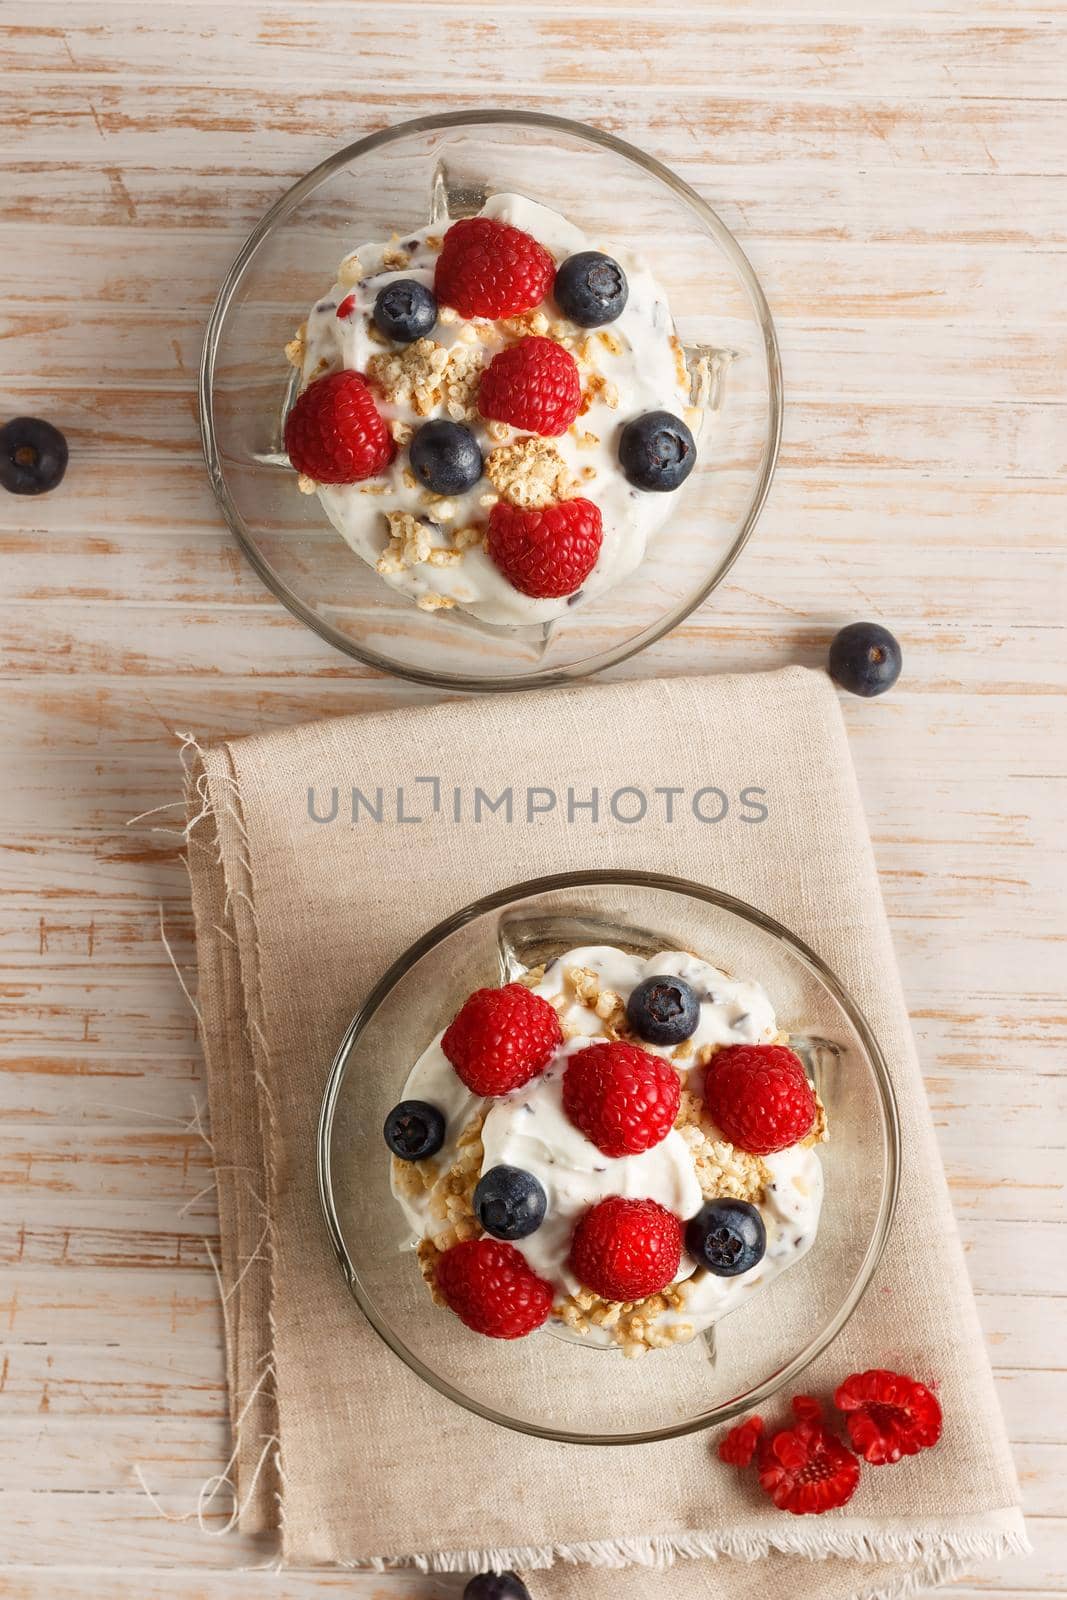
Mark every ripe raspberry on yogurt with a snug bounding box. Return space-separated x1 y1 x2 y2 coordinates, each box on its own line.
283 194 700 627
387 943 828 1355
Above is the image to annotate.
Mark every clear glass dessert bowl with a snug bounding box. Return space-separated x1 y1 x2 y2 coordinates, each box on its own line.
200 111 782 690
318 873 899 1444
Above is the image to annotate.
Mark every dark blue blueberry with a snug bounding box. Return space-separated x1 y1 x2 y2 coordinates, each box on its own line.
409 419 483 495
618 410 695 492
372 278 438 344
828 622 903 698
686 1199 766 1277
0 417 68 496
473 1165 547 1240
554 250 628 327
383 1099 445 1161
464 1576 530 1600
626 974 701 1045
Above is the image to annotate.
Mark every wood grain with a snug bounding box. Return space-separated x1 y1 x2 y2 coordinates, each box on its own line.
1 1 1064 1596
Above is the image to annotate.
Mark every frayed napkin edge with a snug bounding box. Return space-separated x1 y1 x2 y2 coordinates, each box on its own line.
330 1510 1030 1576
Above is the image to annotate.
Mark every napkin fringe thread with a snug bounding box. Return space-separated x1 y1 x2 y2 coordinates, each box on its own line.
175 733 288 1538
356 1523 1030 1574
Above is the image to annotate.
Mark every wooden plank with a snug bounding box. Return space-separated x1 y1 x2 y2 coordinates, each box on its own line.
0 1266 222 1347
0 606 1061 688
4 230 1065 328
1 162 1064 247
2 389 1062 479
6 8 1066 96
0 1327 1064 1435
25 0 1066 15
0 85 1060 175
3 309 1065 403
0 1576 447 1599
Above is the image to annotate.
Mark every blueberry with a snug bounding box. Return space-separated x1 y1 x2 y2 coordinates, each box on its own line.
464 1576 530 1600
554 251 628 328
473 1165 547 1240
383 1100 445 1161
618 410 695 492
0 417 68 497
686 1199 766 1277
828 622 903 698
626 974 701 1045
372 278 438 344
409 419 483 495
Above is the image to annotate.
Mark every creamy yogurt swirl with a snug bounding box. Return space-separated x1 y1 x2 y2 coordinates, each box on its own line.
391 945 823 1350
294 195 696 626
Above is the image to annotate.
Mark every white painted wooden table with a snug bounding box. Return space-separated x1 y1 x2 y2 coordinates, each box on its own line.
1 3 1064 1595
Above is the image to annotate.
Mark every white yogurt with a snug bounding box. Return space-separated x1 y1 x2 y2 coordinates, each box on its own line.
295 195 696 626
390 945 823 1348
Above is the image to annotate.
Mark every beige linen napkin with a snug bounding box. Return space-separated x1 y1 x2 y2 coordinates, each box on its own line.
183 667 1027 1598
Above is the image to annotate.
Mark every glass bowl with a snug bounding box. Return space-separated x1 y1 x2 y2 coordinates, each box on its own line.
318 872 898 1444
200 111 782 690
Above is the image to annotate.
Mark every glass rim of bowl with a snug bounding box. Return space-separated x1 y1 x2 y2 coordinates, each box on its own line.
199 109 784 692
317 869 900 1444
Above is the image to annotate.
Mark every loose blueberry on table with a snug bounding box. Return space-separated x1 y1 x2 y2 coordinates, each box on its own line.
0 416 68 496
464 1574 531 1600
828 621 902 698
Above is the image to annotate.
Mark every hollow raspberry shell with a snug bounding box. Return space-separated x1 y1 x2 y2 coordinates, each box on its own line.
434 217 556 320
703 1043 816 1156
435 1239 553 1339
834 1369 942 1464
284 370 394 484
569 1196 682 1303
478 337 582 437
562 1040 681 1157
757 1419 861 1515
718 1415 765 1467
441 982 562 1097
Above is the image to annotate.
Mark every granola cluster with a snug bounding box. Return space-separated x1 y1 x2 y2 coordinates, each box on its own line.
375 512 484 613
674 1084 770 1206
413 1115 487 1303
367 339 453 418
556 1283 695 1359
485 437 574 510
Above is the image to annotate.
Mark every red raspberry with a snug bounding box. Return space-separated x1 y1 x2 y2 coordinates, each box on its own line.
434 217 556 320
757 1418 861 1515
562 1040 681 1158
791 1394 823 1424
487 498 602 600
703 1043 816 1156
478 337 582 437
834 1369 942 1465
441 982 562 1098
718 1415 764 1467
569 1196 682 1303
435 1238 553 1340
284 370 395 485
336 293 357 320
